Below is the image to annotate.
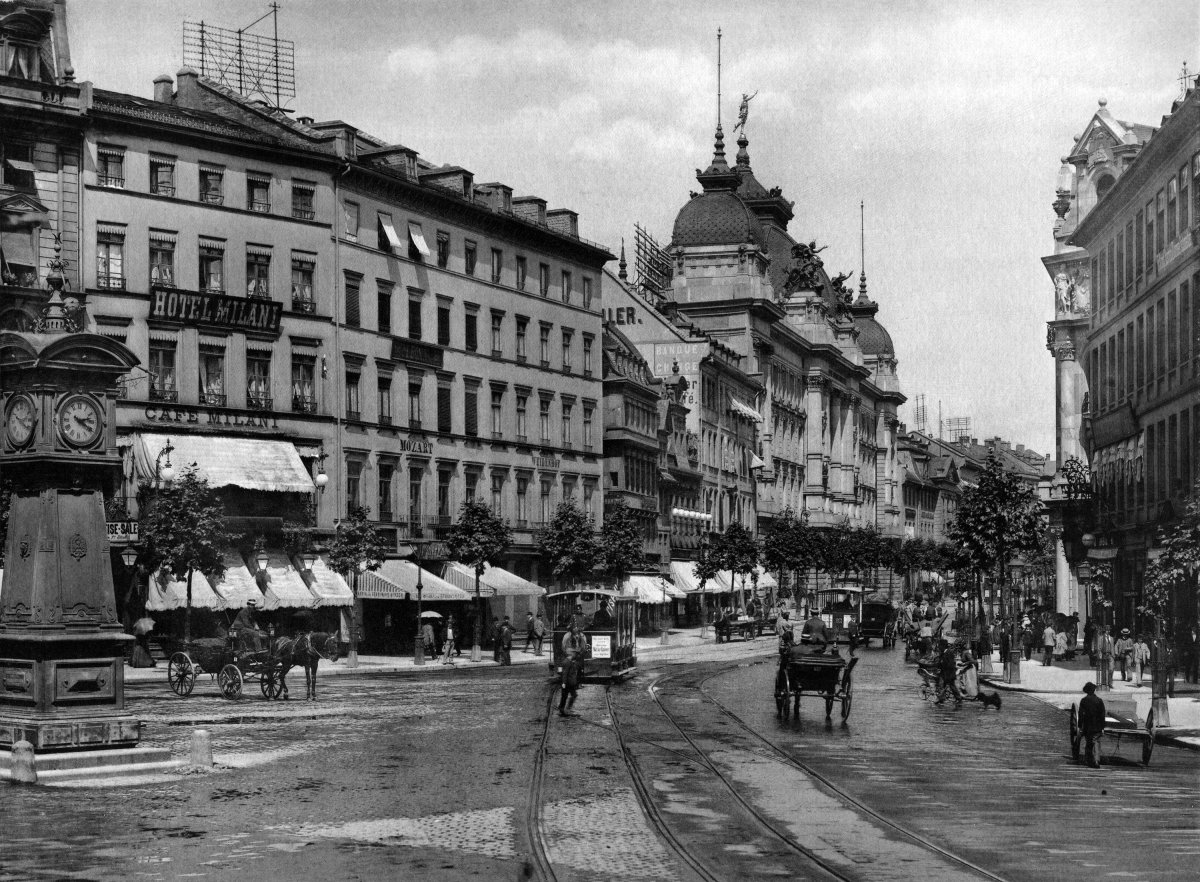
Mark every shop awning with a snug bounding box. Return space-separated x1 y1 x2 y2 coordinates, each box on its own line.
443 561 545 597
753 566 778 590
211 549 264 609
133 433 314 493
623 574 686 603
670 560 732 594
358 559 470 601
301 555 354 607
145 566 221 611
257 551 317 610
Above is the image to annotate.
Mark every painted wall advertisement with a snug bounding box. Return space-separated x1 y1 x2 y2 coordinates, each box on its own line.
650 341 706 432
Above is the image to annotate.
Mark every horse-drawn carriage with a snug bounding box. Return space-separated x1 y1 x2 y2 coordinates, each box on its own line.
166 630 338 700
774 645 859 721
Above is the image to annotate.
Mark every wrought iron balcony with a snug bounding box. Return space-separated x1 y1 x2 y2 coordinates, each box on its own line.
292 207 316 221
151 184 175 197
199 392 226 407
291 287 316 313
292 395 317 414
98 175 124 188
248 200 271 213
96 273 126 290
149 385 178 403
246 393 273 411
247 282 272 300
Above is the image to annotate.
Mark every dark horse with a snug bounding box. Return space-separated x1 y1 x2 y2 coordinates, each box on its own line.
267 632 340 701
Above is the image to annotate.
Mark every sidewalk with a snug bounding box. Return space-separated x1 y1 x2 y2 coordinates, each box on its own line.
121 626 763 685
979 653 1200 752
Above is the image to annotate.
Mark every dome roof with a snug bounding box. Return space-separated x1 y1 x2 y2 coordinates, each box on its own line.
671 190 764 248
854 314 894 356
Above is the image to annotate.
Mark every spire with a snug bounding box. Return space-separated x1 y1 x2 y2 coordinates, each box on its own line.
696 123 740 190
736 130 750 168
618 238 628 280
858 200 869 302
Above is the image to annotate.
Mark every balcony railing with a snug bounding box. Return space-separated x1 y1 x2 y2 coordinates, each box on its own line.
99 175 124 188
378 508 394 522
247 282 271 300
248 200 271 213
346 409 361 422
151 184 175 197
96 273 126 290
291 286 315 313
149 385 178 403
292 395 317 414
150 267 175 286
246 393 273 411
379 414 393 426
292 206 316 221
199 392 226 407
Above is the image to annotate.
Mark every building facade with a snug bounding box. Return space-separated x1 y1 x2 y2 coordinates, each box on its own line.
1066 85 1200 629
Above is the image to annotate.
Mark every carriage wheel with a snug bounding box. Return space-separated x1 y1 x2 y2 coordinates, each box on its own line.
260 669 284 700
1069 704 1081 760
774 667 789 718
1142 709 1155 765
167 653 196 696
323 636 341 663
217 664 243 700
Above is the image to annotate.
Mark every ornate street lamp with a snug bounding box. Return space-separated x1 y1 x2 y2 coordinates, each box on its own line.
299 552 318 573
155 438 175 485
413 542 425 666
255 550 269 573
347 558 369 669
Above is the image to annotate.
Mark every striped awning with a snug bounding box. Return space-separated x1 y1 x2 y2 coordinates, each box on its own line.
301 555 355 607
753 566 778 590
145 566 221 611
148 229 177 244
198 237 225 252
96 222 126 237
246 243 273 257
443 561 545 597
669 560 732 593
133 433 314 494
211 549 264 610
358 560 470 602
257 551 317 610
623 574 686 602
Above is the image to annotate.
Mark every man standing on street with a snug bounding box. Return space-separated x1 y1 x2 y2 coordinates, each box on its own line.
1114 628 1134 681
499 616 513 665
523 611 536 653
1096 625 1115 688
1042 621 1056 666
532 613 547 656
490 616 501 663
559 622 588 716
1078 681 1106 768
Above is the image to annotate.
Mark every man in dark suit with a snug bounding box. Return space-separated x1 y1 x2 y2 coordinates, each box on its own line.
1078 682 1106 768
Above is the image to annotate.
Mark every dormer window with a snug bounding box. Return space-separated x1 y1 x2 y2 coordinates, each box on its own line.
2 39 41 81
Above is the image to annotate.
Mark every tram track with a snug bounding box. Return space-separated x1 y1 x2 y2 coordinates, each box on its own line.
606 660 1014 882
524 685 560 882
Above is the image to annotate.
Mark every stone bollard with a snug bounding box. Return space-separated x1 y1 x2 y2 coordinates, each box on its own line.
190 729 214 768
10 740 37 784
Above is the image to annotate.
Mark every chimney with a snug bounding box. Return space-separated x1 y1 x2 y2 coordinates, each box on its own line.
175 67 200 107
297 116 314 126
512 196 547 226
546 208 579 237
153 74 173 104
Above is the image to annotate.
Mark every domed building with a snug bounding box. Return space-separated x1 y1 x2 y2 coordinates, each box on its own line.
622 117 907 545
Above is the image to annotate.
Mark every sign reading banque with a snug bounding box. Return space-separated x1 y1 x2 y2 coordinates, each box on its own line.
149 285 282 334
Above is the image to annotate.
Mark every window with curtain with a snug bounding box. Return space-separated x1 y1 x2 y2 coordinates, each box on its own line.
149 240 174 287
378 376 392 425
409 468 423 524
96 229 125 289
247 353 272 409
148 342 177 401
199 349 225 406
345 370 361 420
291 354 316 413
150 156 175 196
199 245 223 293
246 252 271 298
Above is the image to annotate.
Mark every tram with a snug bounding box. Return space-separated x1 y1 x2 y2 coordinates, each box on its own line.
546 588 637 682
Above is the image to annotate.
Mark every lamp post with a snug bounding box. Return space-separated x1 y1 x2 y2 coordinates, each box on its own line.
154 438 175 487
413 542 425 666
119 546 139 626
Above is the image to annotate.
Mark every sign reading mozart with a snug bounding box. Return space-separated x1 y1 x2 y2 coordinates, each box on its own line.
149 285 283 334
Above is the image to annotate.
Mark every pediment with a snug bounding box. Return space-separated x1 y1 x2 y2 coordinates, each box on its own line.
0 193 50 218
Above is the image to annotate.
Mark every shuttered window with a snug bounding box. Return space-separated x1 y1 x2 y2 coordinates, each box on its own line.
465 311 478 351
345 279 361 327
464 386 478 437
437 384 452 434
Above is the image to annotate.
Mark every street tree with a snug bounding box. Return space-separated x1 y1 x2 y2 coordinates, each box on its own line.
446 500 513 661
948 453 1045 644
328 504 388 665
715 522 759 611
140 465 229 643
536 500 600 589
600 498 645 590
692 535 721 629
1142 476 1200 635
762 507 803 605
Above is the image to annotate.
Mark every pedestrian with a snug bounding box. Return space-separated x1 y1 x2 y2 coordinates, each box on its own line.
523 611 536 653
1096 625 1115 688
1077 682 1106 768
532 613 547 656
1020 624 1034 661
441 615 457 666
490 616 501 662
1114 628 1134 681
935 639 963 706
499 615 513 665
1132 634 1151 687
776 609 793 649
1054 628 1067 662
1183 622 1200 684
559 621 588 716
1042 622 1056 666
421 618 436 659
1083 618 1097 665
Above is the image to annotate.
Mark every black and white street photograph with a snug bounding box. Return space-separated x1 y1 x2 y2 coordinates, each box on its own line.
0 1 1198 879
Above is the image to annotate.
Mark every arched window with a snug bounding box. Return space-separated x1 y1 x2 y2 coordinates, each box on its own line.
1095 174 1116 202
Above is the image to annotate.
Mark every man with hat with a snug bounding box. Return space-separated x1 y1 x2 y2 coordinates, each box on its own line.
231 598 267 654
1077 682 1106 768
1095 625 1115 688
1114 628 1135 682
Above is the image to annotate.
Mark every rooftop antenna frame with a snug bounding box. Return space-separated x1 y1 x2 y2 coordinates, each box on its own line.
183 3 295 110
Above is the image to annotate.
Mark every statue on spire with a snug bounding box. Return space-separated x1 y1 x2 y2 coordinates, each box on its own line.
733 90 758 133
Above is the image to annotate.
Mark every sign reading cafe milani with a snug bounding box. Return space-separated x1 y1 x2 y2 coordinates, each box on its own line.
149 285 283 334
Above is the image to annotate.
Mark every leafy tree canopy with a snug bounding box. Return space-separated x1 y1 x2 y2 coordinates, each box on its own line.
328 504 388 577
446 500 513 577
947 453 1045 578
536 500 599 586
600 498 646 586
1142 477 1200 625
714 521 759 576
140 466 229 584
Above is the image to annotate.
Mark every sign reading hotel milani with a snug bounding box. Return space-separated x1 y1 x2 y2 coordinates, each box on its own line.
149 285 283 334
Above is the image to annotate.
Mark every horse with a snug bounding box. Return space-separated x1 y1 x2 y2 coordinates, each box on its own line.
271 631 339 701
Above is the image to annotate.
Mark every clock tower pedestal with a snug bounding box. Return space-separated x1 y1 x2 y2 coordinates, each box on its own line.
0 312 144 756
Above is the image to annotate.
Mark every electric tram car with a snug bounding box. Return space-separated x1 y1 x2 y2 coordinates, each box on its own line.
547 588 637 682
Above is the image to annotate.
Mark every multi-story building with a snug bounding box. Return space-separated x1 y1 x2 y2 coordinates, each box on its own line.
1065 84 1200 629
1043 98 1154 621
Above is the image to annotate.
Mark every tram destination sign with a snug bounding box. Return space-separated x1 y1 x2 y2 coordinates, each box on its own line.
149 285 282 334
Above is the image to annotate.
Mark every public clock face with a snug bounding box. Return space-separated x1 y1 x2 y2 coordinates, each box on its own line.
57 396 103 448
5 395 35 446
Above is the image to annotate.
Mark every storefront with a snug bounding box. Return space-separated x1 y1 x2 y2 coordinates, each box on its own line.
357 560 471 655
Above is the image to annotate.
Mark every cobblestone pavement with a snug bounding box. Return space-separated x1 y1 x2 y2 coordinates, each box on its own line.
706 647 1200 882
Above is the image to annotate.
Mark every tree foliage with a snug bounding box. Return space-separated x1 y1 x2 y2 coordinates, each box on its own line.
140 466 230 641
692 535 720 588
1142 477 1200 627
599 498 645 587
536 500 599 587
446 500 513 579
761 507 823 585
328 504 388 577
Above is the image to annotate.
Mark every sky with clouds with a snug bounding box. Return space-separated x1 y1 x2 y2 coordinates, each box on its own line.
69 0 1200 456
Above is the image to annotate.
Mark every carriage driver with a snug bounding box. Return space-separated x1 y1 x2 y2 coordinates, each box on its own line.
232 598 268 654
